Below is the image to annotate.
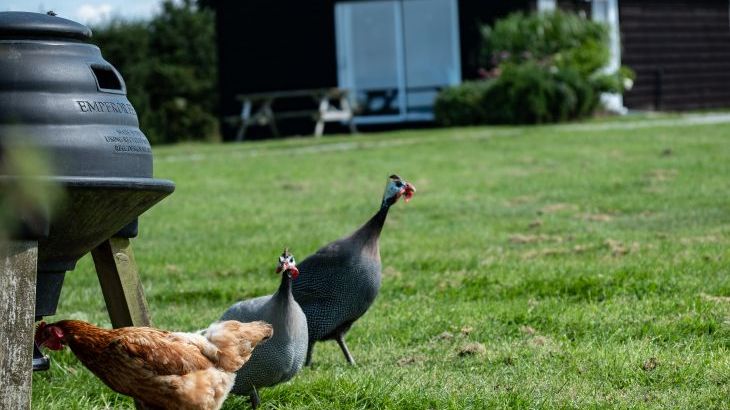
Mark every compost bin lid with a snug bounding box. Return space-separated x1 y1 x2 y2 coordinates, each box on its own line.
0 11 91 41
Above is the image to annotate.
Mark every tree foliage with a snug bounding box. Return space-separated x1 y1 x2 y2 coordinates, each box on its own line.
90 0 217 144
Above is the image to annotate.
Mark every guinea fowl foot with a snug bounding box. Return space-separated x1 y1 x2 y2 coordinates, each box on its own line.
249 386 260 409
336 335 356 365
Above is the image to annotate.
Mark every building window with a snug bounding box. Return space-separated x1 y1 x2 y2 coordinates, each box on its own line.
335 0 461 124
537 0 557 12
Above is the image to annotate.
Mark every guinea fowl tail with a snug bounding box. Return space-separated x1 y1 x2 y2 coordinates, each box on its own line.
204 320 273 372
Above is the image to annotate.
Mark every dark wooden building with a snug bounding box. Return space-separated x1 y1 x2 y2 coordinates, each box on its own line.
207 0 531 138
207 0 730 138
619 0 730 110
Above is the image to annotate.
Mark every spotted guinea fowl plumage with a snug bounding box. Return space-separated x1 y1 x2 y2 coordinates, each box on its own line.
220 249 308 408
292 174 415 365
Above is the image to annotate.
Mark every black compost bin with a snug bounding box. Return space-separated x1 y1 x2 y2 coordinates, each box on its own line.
0 11 173 338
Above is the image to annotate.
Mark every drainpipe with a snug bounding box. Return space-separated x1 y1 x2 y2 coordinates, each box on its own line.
592 0 628 114
537 0 556 12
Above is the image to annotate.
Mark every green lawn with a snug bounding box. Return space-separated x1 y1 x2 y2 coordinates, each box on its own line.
32 117 730 409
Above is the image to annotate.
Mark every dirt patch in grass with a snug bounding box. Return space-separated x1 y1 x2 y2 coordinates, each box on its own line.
279 181 310 191
539 203 578 214
382 266 403 278
582 213 614 222
509 234 565 244
522 248 565 259
517 325 560 352
530 336 551 347
458 342 486 357
521 244 595 259
642 357 659 371
520 325 536 336
436 331 454 341
528 219 543 229
604 239 640 256
647 169 678 182
397 355 426 367
700 293 730 303
165 264 181 273
460 326 474 336
507 195 537 206
680 235 722 245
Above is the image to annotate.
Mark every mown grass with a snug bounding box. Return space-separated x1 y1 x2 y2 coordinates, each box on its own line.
32 116 730 409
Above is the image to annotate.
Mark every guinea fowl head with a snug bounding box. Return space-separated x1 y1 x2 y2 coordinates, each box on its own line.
275 248 299 279
382 174 416 208
35 321 66 351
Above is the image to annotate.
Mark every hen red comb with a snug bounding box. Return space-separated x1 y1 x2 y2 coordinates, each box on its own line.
35 321 47 343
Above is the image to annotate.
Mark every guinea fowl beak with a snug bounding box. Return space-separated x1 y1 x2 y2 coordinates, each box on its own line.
403 182 416 203
277 263 299 279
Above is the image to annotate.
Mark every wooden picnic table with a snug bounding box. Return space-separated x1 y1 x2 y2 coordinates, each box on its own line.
233 88 357 141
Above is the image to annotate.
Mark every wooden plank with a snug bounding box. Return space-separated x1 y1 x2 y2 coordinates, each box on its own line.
91 238 151 328
0 240 37 410
232 88 354 139
236 88 344 101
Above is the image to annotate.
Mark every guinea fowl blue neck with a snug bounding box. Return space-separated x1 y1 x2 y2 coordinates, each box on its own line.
274 271 294 303
352 176 413 253
350 199 390 255
273 251 298 305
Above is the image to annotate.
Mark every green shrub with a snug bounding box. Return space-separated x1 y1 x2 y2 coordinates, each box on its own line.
481 10 609 77
435 63 601 126
434 81 493 126
481 62 595 124
435 10 634 126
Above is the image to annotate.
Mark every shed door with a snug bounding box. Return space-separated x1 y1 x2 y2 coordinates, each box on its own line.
335 0 461 123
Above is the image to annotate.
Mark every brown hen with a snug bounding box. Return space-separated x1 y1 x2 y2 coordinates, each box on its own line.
36 319 273 410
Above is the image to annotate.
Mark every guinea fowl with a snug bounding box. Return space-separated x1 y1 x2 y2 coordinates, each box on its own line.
292 174 415 365
220 249 308 409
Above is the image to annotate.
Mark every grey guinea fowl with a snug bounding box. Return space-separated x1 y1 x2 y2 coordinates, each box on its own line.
220 249 308 409
292 174 416 366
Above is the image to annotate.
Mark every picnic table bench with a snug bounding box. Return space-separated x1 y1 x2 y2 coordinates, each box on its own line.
233 88 357 140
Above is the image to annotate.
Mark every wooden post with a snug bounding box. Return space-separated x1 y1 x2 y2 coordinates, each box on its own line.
0 240 38 410
262 98 280 138
92 237 151 410
340 92 358 134
91 237 151 328
314 94 330 137
235 99 252 141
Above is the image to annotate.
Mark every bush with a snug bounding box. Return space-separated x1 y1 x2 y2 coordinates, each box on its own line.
436 63 602 126
479 62 597 124
434 81 493 126
435 10 634 126
482 10 609 77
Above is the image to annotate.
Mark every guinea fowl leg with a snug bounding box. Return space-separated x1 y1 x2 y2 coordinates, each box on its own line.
250 386 260 409
304 341 315 366
335 333 356 365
